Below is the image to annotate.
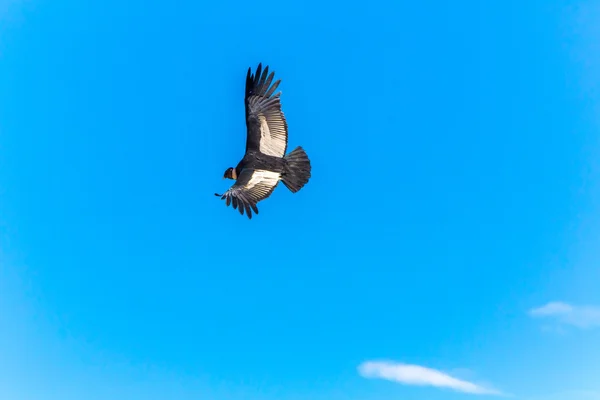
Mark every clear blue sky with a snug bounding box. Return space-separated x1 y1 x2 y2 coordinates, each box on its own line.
1 1 599 399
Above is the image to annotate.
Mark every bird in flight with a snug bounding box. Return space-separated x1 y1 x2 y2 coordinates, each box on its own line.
215 63 312 219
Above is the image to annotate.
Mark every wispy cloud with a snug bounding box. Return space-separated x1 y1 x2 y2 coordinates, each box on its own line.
529 302 600 329
358 360 502 396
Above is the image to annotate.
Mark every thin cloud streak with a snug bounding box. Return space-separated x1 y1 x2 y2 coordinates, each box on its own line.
530 302 600 329
358 360 502 396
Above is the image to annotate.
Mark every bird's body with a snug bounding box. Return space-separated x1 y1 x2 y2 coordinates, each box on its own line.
233 150 286 180
215 63 311 219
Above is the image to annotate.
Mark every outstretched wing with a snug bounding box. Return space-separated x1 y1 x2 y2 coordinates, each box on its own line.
215 169 281 219
244 63 288 158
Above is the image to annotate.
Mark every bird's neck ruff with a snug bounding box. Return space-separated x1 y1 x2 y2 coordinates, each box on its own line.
231 168 237 180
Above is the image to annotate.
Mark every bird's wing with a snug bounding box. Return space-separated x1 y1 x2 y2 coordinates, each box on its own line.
244 63 288 158
215 168 281 219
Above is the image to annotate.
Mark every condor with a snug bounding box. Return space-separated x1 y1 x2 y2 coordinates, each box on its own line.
215 63 311 219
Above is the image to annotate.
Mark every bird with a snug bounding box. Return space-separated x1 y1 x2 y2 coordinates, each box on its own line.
215 63 312 219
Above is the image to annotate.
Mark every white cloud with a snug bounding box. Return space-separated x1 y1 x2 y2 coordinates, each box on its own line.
358 360 502 396
529 302 600 329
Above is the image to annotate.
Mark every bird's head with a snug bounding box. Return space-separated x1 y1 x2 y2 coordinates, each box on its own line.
223 167 237 180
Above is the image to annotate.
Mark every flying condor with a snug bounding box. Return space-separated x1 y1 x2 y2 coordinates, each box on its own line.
215 63 312 219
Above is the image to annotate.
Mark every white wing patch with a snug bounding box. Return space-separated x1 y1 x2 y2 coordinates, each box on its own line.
247 169 281 190
216 168 282 219
258 115 287 157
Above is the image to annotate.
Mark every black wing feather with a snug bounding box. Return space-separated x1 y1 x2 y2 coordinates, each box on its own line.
217 169 280 219
244 63 288 157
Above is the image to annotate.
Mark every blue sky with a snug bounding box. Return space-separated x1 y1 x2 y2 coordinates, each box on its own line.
1 1 599 399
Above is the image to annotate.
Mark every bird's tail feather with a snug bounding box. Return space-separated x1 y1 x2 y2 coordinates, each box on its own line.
282 146 311 193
